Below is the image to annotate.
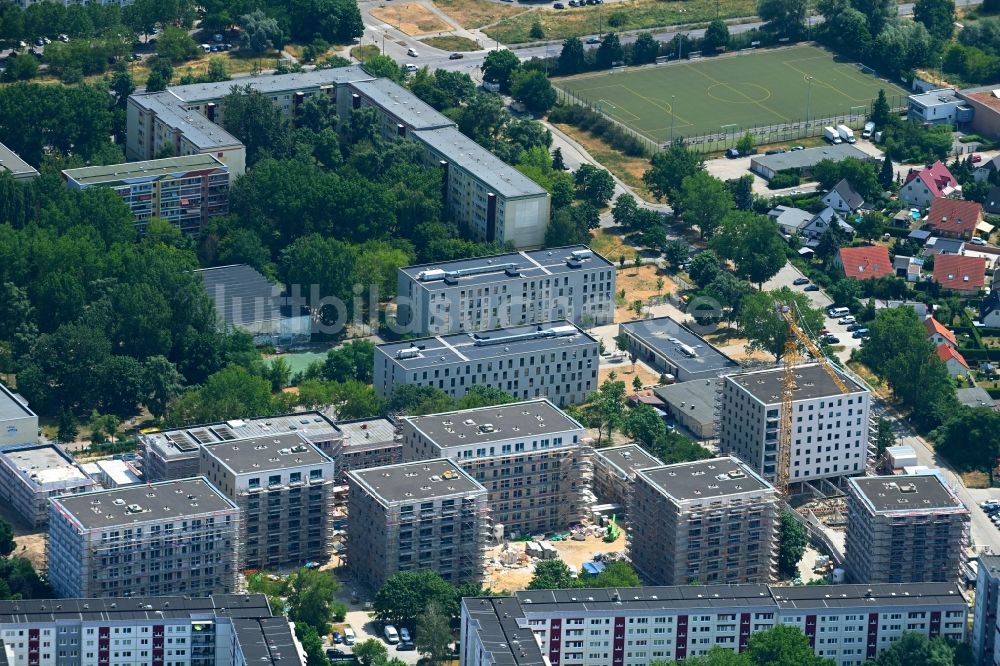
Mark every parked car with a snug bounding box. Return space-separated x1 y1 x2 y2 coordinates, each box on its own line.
970 237 987 246
343 628 356 645
852 328 870 339
34 37 44 46
399 628 411 644
569 0 579 5
765 148 786 155
972 153 983 163
725 147 740 159
846 323 863 332
398 642 416 651
332 632 343 644
790 145 805 151
326 649 345 659
553 2 565 7
821 334 840 344
586 36 602 44
449 52 464 59
838 315 856 325
793 277 809 285
804 284 820 292
407 47 418 57
404 63 418 72
384 625 399 644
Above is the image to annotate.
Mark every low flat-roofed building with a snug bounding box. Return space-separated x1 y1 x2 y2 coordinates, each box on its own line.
957 386 999 410
396 246 615 335
629 457 779 585
0 382 37 450
0 142 38 181
618 316 739 383
140 411 341 481
591 444 662 511
92 459 142 488
750 144 871 179
908 88 974 126
328 417 401 484
375 321 599 407
0 444 96 528
48 478 241 598
653 379 720 440
348 459 488 590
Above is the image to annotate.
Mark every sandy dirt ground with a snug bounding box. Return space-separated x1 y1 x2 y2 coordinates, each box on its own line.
599 361 661 389
615 265 678 322
370 4 451 35
0 499 46 571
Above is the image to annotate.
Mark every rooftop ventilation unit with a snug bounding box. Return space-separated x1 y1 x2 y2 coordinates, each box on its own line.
473 325 577 347
396 347 420 360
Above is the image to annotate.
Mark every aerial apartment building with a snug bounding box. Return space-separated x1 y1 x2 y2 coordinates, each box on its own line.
719 364 872 486
0 444 96 527
0 381 38 449
400 400 591 538
629 457 779 585
199 433 336 570
591 444 662 511
62 155 230 235
375 321 599 407
844 474 970 584
395 246 615 336
347 459 488 590
0 594 306 666
328 417 402 484
973 554 1000 666
47 478 240 599
461 583 969 666
140 412 341 482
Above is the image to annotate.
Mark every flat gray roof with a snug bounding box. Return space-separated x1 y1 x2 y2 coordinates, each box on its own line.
910 89 962 108
348 459 485 505
728 364 865 404
168 67 372 102
202 433 331 475
1 445 90 487
0 594 273 624
462 597 544 666
403 399 582 450
653 379 719 427
957 386 998 410
350 78 452 130
414 126 547 199
232 617 303 666
848 474 967 514
637 456 774 502
133 91 243 151
0 142 37 178
620 316 739 376
769 582 966 610
378 321 597 370
400 245 613 291
337 417 397 446
752 144 870 173
63 154 225 186
594 444 662 477
51 478 237 530
0 382 35 421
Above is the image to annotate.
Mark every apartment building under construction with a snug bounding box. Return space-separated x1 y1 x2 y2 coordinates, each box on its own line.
347 459 489 591
629 457 780 585
591 444 663 514
47 478 240 599
845 474 970 584
400 399 592 538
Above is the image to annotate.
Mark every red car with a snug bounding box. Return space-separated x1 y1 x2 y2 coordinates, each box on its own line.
972 153 983 163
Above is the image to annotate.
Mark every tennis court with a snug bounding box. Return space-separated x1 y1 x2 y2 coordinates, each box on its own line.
554 45 908 143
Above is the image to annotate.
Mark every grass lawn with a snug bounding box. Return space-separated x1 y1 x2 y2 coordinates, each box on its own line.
554 45 908 142
433 0 525 29
590 228 636 263
551 122 657 201
421 35 482 51
350 44 380 62
371 3 452 35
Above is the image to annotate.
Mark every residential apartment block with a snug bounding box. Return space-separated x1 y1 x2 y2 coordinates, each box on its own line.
0 594 306 666
591 444 662 511
844 474 970 584
347 459 488 590
396 246 615 336
461 583 968 666
629 457 779 585
375 322 599 407
719 364 872 486
0 445 96 528
973 555 1000 665
61 155 229 234
47 478 240 599
199 433 336 570
400 400 591 537
328 418 402 484
140 412 341 482
0 382 38 450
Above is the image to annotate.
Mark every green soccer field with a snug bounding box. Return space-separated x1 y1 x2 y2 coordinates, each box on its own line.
554 45 908 143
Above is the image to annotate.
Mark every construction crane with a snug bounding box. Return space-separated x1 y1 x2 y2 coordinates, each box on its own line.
775 303 851 496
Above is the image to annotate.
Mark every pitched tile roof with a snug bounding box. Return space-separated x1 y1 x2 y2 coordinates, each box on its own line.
905 161 958 198
936 343 969 369
838 245 893 280
932 254 987 292
924 317 957 346
926 198 983 236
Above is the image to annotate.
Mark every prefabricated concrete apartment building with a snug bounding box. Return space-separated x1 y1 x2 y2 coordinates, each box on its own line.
400 399 592 538
396 246 616 336
375 321 599 407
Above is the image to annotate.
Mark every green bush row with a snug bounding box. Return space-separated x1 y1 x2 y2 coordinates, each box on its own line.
548 104 649 157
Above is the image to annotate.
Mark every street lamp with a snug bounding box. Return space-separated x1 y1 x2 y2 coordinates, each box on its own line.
805 76 813 127
670 94 676 142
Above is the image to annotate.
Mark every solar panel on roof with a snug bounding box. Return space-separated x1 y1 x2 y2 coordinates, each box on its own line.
188 428 218 445
212 425 237 441
165 432 198 452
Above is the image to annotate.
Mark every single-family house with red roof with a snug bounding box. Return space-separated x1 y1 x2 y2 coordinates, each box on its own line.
936 343 970 376
924 317 957 349
925 198 983 240
835 245 894 280
901 161 959 209
932 254 987 295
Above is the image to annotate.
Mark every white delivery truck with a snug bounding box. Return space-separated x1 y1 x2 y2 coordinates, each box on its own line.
862 121 875 139
823 126 842 144
837 124 856 143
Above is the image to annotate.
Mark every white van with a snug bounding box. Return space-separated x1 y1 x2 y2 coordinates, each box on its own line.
827 306 850 318
407 47 418 57
404 63 418 73
343 627 356 646
384 625 399 644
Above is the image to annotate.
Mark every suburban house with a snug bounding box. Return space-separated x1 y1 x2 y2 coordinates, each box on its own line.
985 185 1000 215
932 254 987 295
937 343 970 376
768 206 853 246
894 255 922 282
923 237 966 256
835 245 894 280
901 161 959 209
823 178 867 214
924 317 957 349
982 290 1000 326
925 198 984 240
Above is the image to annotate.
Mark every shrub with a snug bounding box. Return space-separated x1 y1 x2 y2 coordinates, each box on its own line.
607 11 627 27
768 170 801 189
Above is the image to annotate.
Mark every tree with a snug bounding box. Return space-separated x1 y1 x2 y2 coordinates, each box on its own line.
914 0 956 40
777 511 807 578
296 624 331 666
738 288 823 361
703 19 730 53
220 85 292 166
711 211 786 286
758 0 808 36
632 32 660 64
143 355 183 419
530 20 544 38
551 147 566 171
871 89 892 129
373 570 457 626
662 646 752 665
574 164 615 206
416 602 453 665
156 25 199 63
324 340 375 384
689 250 724 288
879 154 894 190
678 171 734 239
456 385 516 410
746 624 834 666
0 520 14 558
736 131 755 156
612 192 639 228
595 379 627 443
813 158 881 202
558 36 586 74
632 375 643 391
528 559 576 589
934 407 1000 471
663 240 688 269
285 568 342 633
165 365 274 426
644 140 702 203
353 639 388 666
873 632 956 666
625 403 667 446
510 68 556 115
482 49 521 92
2 53 37 82
596 32 624 69
875 417 895 456
238 9 283 54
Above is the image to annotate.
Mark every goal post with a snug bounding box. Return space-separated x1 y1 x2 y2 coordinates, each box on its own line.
688 51 702 60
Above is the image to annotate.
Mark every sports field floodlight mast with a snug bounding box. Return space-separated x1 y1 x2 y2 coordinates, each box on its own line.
805 76 813 126
670 94 676 142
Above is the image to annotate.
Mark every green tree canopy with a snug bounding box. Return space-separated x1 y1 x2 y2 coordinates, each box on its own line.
373 570 458 626
678 171 734 239
778 511 807 577
711 210 786 286
737 288 823 361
